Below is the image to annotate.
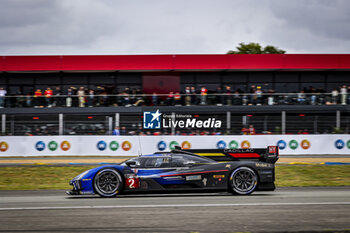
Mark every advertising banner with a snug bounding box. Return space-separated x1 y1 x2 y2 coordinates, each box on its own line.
0 135 350 157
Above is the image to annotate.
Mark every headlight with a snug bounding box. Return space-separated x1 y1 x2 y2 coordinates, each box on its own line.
74 170 89 180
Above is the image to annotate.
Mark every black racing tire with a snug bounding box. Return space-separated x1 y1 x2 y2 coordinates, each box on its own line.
229 166 258 195
93 168 123 197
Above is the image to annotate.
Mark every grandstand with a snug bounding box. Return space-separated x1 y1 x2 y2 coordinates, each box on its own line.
0 54 349 136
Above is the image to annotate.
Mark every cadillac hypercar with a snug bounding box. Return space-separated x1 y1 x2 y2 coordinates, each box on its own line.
67 146 279 197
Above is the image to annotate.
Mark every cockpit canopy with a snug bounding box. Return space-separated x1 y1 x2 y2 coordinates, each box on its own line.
122 153 217 168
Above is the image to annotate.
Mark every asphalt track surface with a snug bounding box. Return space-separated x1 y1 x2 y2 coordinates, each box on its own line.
1 187 350 233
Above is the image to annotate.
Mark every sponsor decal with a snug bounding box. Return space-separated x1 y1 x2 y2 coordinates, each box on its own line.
60 141 71 151
81 191 94 194
181 141 191 149
169 141 179 150
97 141 107 151
35 141 46 151
213 175 225 179
216 140 226 149
48 141 58 151
82 179 91 181
255 162 269 167
0 141 9 152
229 140 238 149
289 140 298 150
143 109 162 129
335 139 345 149
225 148 254 153
122 141 132 151
109 141 119 151
181 141 191 150
241 140 251 149
269 146 277 153
277 140 286 150
143 109 222 129
301 140 311 150
157 141 167 151
347 140 350 149
225 164 231 169
186 175 202 181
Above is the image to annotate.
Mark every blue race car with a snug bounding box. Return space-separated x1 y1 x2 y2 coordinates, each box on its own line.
67 146 279 197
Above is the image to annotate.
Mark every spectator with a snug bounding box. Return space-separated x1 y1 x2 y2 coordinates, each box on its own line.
297 90 306 104
340 85 347 105
249 85 256 105
87 89 95 107
112 126 120 135
34 89 43 108
267 89 275 105
242 94 248 105
66 88 74 107
318 88 326 105
77 87 85 107
54 87 62 107
225 86 232 105
184 87 191 106
332 88 339 104
121 91 130 106
255 86 263 105
44 87 53 107
200 86 207 105
310 89 317 105
241 127 249 135
248 124 256 135
233 91 242 105
100 89 109 107
174 92 181 105
167 92 174 105
120 126 127 135
191 86 197 105
25 92 32 107
0 87 6 108
152 92 158 106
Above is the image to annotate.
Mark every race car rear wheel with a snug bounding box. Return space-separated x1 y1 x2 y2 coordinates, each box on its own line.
229 167 258 195
93 168 123 197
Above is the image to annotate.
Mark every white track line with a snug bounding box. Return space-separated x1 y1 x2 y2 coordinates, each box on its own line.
1 202 350 211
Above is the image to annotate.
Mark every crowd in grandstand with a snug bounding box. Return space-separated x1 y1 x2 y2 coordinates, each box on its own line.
0 84 349 108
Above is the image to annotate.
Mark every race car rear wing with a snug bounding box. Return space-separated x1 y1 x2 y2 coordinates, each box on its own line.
175 146 279 163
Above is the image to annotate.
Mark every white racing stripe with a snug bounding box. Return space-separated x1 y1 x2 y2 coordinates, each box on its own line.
1 202 350 211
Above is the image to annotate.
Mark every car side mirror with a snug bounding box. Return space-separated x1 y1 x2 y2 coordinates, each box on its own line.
125 161 137 167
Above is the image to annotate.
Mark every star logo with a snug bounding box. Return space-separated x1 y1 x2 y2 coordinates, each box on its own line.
150 109 162 122
143 109 162 129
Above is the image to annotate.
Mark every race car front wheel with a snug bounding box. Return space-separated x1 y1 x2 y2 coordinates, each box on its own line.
93 168 123 197
229 167 258 195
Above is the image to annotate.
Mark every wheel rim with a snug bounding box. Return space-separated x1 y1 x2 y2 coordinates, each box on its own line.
231 167 257 194
96 170 120 195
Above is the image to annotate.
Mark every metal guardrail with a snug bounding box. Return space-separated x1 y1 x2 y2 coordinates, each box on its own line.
0 92 348 108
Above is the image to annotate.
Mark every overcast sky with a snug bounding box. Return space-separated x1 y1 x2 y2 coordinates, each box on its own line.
0 0 349 55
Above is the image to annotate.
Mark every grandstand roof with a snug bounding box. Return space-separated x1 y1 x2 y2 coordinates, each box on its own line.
1 54 350 72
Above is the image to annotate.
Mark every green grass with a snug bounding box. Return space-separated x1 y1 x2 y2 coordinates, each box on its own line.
0 166 96 190
275 165 350 187
0 165 349 190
